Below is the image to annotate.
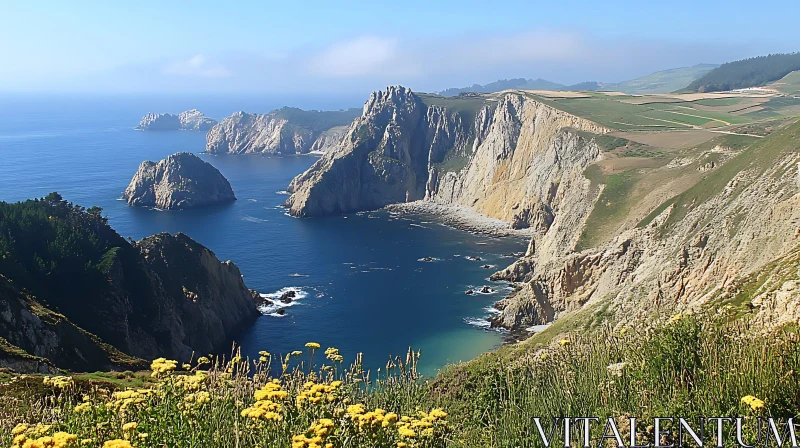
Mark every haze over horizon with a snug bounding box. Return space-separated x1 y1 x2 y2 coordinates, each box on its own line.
2 0 798 97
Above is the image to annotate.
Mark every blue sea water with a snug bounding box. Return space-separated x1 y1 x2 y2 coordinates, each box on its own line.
0 94 526 376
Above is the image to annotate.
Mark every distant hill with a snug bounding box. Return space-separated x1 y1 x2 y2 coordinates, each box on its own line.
439 78 564 96
602 64 717 94
566 81 602 91
438 64 718 96
684 53 800 93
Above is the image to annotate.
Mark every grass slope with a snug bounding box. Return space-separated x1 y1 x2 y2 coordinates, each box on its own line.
684 53 800 93
603 64 718 94
2 313 797 448
639 119 800 232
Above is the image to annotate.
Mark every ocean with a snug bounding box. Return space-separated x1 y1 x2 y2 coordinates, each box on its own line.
0 94 526 376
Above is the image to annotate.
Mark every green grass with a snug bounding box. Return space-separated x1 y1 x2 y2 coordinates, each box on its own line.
692 98 743 107
2 308 799 448
431 312 800 447
770 70 800 95
576 166 636 250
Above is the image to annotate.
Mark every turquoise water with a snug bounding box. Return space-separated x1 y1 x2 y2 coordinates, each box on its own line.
0 94 525 376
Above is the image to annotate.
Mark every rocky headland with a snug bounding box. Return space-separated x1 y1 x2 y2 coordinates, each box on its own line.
285 85 800 337
0 195 260 372
135 109 217 131
123 152 236 210
205 107 360 155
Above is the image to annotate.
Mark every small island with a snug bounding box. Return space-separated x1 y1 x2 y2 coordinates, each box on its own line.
135 109 217 131
123 152 236 210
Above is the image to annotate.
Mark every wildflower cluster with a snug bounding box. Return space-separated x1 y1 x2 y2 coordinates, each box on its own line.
2 345 447 448
241 380 287 422
149 358 177 377
10 424 77 448
42 376 73 389
741 395 766 411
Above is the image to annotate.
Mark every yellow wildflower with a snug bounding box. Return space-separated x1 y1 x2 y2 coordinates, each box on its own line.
742 395 766 411
12 424 29 436
150 358 177 376
43 375 74 389
305 342 321 349
559 338 571 346
103 440 132 448
398 426 417 438
73 402 91 413
122 422 137 431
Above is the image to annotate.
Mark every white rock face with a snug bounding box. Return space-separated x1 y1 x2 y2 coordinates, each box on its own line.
177 109 218 131
135 109 217 131
205 108 360 155
123 152 236 210
286 86 609 237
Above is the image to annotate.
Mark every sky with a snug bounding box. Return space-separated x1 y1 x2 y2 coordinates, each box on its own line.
1 0 798 96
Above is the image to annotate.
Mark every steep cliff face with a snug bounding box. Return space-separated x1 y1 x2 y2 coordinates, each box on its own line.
205 108 360 155
286 87 474 215
121 233 260 361
135 110 217 131
286 87 610 263
491 120 800 332
123 152 236 210
0 196 260 372
0 275 142 372
285 85 800 336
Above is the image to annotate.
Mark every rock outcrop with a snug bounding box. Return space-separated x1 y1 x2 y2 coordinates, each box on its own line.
0 196 261 372
135 109 217 131
285 85 800 337
205 107 360 155
123 152 236 210
490 120 800 333
286 86 609 254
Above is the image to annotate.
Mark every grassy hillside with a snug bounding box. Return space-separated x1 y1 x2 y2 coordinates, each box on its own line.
524 90 800 132
603 64 717 94
770 70 800 95
684 53 800 92
1 312 797 448
639 119 800 234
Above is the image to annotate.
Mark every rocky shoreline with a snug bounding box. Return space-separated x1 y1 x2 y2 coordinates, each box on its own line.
384 201 534 238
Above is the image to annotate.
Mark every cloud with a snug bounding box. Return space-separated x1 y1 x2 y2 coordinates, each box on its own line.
9 28 778 95
162 54 232 78
308 36 420 78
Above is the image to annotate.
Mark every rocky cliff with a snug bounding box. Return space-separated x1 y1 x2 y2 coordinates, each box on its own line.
0 196 260 372
205 107 360 155
135 109 217 131
123 152 236 210
285 85 800 337
490 120 800 333
286 86 609 254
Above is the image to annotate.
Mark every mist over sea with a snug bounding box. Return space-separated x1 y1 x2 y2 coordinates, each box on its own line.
0 94 526 375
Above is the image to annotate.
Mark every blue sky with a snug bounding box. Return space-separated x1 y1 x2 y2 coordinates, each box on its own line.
1 0 798 95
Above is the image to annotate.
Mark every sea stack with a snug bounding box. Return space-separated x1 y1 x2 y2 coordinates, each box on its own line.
135 109 217 131
123 152 236 210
